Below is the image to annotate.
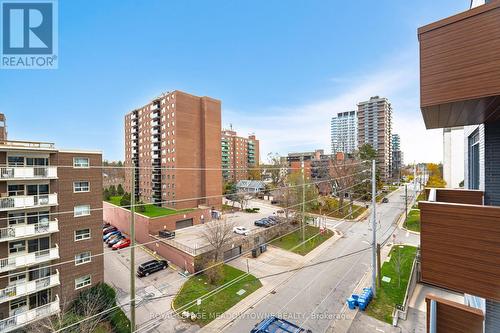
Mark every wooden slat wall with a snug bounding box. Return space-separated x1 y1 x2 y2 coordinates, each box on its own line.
418 0 500 129
435 188 484 205
426 294 484 333
420 201 500 300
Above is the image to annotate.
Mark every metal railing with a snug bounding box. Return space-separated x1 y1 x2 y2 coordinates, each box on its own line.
0 194 58 211
0 140 55 149
0 270 60 304
0 245 59 272
0 295 59 333
0 220 59 242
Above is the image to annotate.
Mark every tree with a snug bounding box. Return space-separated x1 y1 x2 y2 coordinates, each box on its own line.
120 192 131 207
426 163 446 188
358 143 377 161
330 155 359 216
266 152 287 187
29 283 118 333
103 188 110 201
136 200 146 213
202 218 235 262
117 183 125 196
109 185 117 197
204 259 224 284
248 166 262 180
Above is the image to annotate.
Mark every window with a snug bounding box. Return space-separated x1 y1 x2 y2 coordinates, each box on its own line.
10 297 27 311
74 205 91 217
75 275 91 290
9 240 26 254
468 130 480 190
73 157 89 168
75 251 91 265
75 228 91 241
73 181 90 193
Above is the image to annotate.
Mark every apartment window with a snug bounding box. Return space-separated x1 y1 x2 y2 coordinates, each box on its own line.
9 240 26 254
75 251 91 265
74 205 91 217
7 156 24 166
75 228 91 241
10 297 27 311
468 130 480 190
75 275 91 290
73 157 90 168
73 181 90 193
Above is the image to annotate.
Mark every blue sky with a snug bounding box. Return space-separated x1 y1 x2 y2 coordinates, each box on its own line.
0 0 468 163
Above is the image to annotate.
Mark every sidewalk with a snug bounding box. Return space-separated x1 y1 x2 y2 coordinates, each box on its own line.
199 228 344 333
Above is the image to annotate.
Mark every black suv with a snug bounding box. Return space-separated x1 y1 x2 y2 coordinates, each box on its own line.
137 260 168 277
158 230 175 239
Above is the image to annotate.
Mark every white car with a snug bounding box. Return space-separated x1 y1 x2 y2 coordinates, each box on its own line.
233 226 250 236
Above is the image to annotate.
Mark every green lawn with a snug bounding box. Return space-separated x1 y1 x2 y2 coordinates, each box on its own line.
270 225 334 255
106 196 193 218
173 265 262 325
404 209 420 232
366 245 417 324
309 198 367 220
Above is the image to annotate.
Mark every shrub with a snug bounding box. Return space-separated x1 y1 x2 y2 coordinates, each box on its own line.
103 188 111 201
72 283 116 315
109 185 117 197
120 193 131 207
136 200 146 213
110 309 131 333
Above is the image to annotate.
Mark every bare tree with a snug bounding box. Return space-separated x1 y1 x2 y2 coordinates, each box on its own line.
202 217 235 261
266 152 287 187
330 155 359 217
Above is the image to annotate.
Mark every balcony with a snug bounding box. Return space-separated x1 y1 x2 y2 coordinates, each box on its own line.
0 245 59 273
418 1 500 129
0 219 59 242
419 188 500 301
0 194 58 212
0 295 60 333
0 166 57 180
0 270 60 304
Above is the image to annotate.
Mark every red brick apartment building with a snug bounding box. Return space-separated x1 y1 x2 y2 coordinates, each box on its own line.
221 128 259 182
417 0 500 332
0 114 103 332
124 90 222 210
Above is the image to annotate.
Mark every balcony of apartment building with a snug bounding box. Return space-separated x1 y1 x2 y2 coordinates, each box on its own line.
418 0 500 130
0 166 57 181
0 239 59 273
0 294 60 333
0 268 60 305
0 215 58 243
0 184 57 212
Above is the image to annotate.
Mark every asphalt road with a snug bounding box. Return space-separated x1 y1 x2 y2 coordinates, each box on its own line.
221 186 419 333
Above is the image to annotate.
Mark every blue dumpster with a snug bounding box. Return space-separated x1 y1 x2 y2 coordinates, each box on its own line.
358 298 367 311
347 297 357 310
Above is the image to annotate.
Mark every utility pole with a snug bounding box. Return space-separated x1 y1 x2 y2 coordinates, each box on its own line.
371 159 377 297
130 164 136 331
405 184 408 220
301 156 306 242
376 243 382 288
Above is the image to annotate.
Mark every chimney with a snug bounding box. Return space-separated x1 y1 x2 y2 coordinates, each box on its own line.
0 114 7 142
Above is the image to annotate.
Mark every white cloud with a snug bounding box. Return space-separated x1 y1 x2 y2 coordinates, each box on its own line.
223 50 443 164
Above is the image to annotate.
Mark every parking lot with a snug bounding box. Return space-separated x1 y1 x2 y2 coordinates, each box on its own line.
103 242 197 332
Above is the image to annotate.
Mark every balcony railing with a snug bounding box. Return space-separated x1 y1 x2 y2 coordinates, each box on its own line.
0 245 59 273
0 295 60 333
0 140 55 149
419 188 500 301
0 194 58 212
0 220 59 242
0 270 60 304
0 166 57 180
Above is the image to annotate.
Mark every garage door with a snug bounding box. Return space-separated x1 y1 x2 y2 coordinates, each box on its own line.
176 218 193 229
223 246 242 261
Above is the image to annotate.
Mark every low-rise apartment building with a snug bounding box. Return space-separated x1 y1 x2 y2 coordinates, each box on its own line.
0 114 103 332
221 128 259 182
418 1 500 332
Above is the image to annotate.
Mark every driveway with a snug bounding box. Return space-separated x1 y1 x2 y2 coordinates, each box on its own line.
103 243 197 333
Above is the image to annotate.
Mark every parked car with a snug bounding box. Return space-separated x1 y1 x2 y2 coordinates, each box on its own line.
267 216 279 225
107 234 125 246
106 232 121 243
382 197 389 203
158 230 175 239
233 226 250 236
103 226 117 235
112 238 131 250
271 200 279 204
103 230 120 241
254 219 270 228
137 260 168 277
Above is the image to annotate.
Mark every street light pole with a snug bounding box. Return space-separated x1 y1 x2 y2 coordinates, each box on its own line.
301 156 306 242
405 184 408 220
371 159 377 297
130 164 136 331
